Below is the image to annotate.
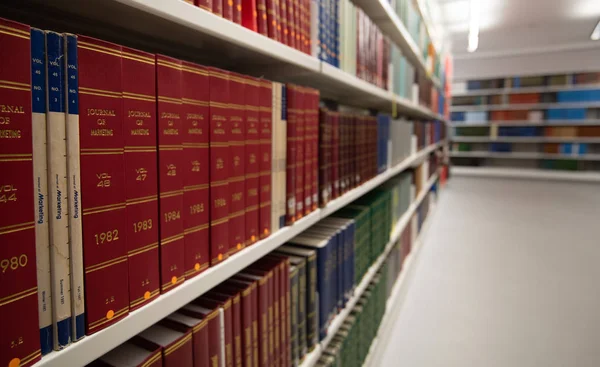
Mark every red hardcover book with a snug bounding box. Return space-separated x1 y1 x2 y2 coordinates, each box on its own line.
181 61 210 279
263 257 288 366
300 0 308 54
0 18 41 367
258 80 272 239
233 273 268 367
156 55 185 293
233 0 242 24
208 67 231 265
139 324 193 367
195 297 232 367
280 0 289 46
248 263 279 367
284 84 297 224
243 76 260 247
93 336 163 367
228 73 246 255
78 36 129 333
256 0 269 36
122 47 160 311
196 0 213 12
292 0 301 51
213 0 223 16
318 109 329 207
331 112 340 199
165 313 210 367
275 0 283 41
302 91 312 216
286 0 296 49
265 0 278 41
224 0 234 20
180 304 222 367
309 90 320 209
241 0 258 31
220 281 254 367
207 290 242 367
294 89 305 219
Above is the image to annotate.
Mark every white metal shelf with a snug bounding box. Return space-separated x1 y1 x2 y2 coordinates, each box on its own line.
450 120 600 127
452 101 600 112
299 172 439 367
362 197 437 367
452 136 600 144
7 0 444 120
350 0 441 89
33 142 445 367
452 83 600 97
450 151 600 161
451 166 600 182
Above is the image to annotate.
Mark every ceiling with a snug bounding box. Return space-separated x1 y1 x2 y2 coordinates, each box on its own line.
436 0 600 57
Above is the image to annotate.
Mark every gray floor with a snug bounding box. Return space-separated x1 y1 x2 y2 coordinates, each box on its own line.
380 176 600 367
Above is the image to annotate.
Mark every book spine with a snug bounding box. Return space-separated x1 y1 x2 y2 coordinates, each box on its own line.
332 112 339 199
224 0 234 20
292 0 301 50
156 55 185 293
280 261 289 367
257 0 269 36
78 36 129 334
122 47 160 310
228 73 246 255
31 27 53 356
181 61 210 278
222 301 233 367
310 91 319 211
64 33 85 341
279 86 288 229
295 89 304 219
197 0 213 11
302 90 312 216
163 331 194 367
305 253 317 348
241 0 258 31
0 19 41 367
270 82 279 233
265 272 274 364
233 0 242 24
289 266 299 366
259 81 272 239
281 0 290 45
213 0 224 16
238 287 253 367
194 319 210 367
208 68 231 264
257 277 268 367
318 109 328 207
271 266 281 367
285 84 296 225
231 295 243 367
276 0 283 41
296 262 306 358
243 76 260 247
46 31 73 348
249 283 259 367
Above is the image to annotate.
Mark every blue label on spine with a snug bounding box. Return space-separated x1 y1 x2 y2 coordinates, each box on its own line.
39 325 53 356
65 34 79 115
46 31 65 113
31 28 46 114
56 318 72 348
75 313 85 340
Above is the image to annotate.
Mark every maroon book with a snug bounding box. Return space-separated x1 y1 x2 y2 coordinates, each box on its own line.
307 88 320 211
156 55 185 293
212 0 223 16
139 324 193 367
219 282 254 367
79 36 129 333
122 46 160 311
243 76 260 247
195 297 233 367
242 0 258 32
227 279 258 367
196 0 213 12
285 84 297 224
228 73 246 256
223 0 234 20
207 290 242 367
331 112 340 199
233 0 242 24
294 88 305 219
262 257 288 366
165 313 210 367
180 303 222 367
181 61 210 279
258 81 272 239
256 0 268 36
0 18 41 367
208 67 231 265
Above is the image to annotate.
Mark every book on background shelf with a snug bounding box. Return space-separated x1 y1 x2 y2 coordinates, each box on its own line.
89 337 163 367
78 35 129 334
138 323 194 367
228 72 246 255
195 297 234 367
165 312 210 367
244 76 261 247
259 80 273 239
0 18 42 367
207 288 243 367
122 47 160 311
46 30 73 349
180 303 223 367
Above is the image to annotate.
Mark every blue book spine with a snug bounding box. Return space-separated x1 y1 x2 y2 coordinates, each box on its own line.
31 28 54 356
316 245 328 340
349 220 355 293
64 34 85 342
335 231 343 309
46 31 72 350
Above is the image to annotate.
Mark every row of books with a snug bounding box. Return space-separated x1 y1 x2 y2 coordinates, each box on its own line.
182 0 312 54
454 126 600 138
86 167 427 367
451 143 597 156
453 90 600 107
452 108 600 123
461 72 600 91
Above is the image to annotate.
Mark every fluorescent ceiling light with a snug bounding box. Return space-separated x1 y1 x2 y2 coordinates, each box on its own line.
468 0 480 52
592 20 600 41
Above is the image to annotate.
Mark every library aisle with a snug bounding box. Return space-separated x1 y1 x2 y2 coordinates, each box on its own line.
378 176 600 367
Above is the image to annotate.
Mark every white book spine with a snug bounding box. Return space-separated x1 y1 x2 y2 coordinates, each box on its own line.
64 34 85 341
31 27 53 355
45 31 72 350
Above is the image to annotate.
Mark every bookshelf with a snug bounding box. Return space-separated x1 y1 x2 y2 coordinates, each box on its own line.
451 166 600 183
4 0 446 121
31 142 445 367
450 71 600 175
299 172 439 367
